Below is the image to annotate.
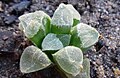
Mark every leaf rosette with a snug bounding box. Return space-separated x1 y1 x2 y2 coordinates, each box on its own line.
18 3 100 78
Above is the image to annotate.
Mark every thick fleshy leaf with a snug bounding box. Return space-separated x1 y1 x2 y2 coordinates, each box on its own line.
56 34 71 47
51 3 81 34
51 3 73 34
42 33 71 51
53 46 83 76
65 58 90 78
42 33 63 51
70 23 99 50
66 4 81 26
29 29 45 48
19 11 51 47
79 58 90 78
20 45 51 73
73 19 80 27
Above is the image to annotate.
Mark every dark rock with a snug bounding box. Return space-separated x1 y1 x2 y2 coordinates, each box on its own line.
2 35 8 41
9 1 30 12
4 15 17 24
0 13 5 26
0 0 14 3
95 39 106 51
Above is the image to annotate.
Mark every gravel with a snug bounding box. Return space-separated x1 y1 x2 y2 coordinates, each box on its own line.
0 0 120 78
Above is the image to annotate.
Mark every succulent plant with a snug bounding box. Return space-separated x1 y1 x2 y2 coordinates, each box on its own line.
19 3 99 78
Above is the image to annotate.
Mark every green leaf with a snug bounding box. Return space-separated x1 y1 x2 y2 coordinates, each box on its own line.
53 46 83 76
70 23 99 50
19 11 51 47
42 33 71 51
51 3 73 34
65 58 90 78
20 45 52 73
73 19 80 26
29 29 45 48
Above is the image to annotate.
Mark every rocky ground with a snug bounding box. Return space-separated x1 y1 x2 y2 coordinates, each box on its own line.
0 0 120 78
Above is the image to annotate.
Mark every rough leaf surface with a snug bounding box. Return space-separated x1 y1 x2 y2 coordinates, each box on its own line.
71 23 99 49
42 33 71 51
53 46 83 76
20 45 51 73
65 58 90 78
79 58 90 78
19 11 51 38
77 23 99 48
51 3 73 34
42 33 64 51
51 3 73 26
66 4 81 21
56 34 71 47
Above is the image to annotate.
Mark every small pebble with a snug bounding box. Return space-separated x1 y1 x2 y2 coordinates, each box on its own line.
9 1 30 12
0 1 3 12
113 68 120 76
97 65 105 78
4 15 17 24
2 35 8 41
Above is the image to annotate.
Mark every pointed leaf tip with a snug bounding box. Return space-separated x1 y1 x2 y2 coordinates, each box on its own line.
51 3 73 34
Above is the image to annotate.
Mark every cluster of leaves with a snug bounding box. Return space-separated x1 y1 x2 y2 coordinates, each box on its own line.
19 3 99 78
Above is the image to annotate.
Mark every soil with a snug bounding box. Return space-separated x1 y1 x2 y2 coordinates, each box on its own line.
0 0 120 78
